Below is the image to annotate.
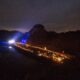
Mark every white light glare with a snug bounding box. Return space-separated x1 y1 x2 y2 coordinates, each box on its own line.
8 40 15 44
9 46 12 49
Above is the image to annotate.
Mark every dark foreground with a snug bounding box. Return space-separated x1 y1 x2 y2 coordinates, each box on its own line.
0 46 80 80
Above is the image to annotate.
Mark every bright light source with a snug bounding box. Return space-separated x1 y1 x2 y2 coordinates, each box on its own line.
21 40 26 44
9 46 12 49
38 53 42 56
44 47 47 50
57 57 63 62
8 40 15 44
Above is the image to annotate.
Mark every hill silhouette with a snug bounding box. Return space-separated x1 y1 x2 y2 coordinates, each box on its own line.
28 24 80 55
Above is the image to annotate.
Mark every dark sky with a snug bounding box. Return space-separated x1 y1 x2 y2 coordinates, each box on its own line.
0 0 80 32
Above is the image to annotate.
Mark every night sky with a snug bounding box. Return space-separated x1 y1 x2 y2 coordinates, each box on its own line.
0 0 80 32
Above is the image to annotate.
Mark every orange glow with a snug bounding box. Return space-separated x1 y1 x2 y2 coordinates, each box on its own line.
15 42 71 64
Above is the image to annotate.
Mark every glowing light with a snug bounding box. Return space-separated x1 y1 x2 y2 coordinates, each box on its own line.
57 57 63 62
21 40 26 44
52 53 70 64
8 40 15 44
38 53 42 56
9 46 12 49
44 47 47 50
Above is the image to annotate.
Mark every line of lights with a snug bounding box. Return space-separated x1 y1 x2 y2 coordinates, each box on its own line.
15 42 72 64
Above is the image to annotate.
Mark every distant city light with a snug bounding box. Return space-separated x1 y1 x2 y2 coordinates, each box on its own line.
16 42 72 64
44 47 47 50
8 39 15 44
52 53 70 64
9 46 12 49
21 40 26 44
57 57 63 62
